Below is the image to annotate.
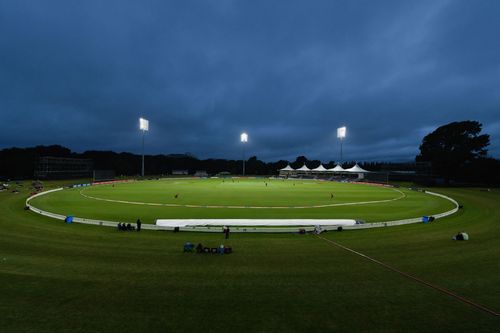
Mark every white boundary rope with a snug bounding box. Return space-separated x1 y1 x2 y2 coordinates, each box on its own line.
25 185 459 232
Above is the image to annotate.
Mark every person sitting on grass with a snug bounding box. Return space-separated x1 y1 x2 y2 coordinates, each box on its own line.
184 242 194 252
453 231 469 241
196 243 203 253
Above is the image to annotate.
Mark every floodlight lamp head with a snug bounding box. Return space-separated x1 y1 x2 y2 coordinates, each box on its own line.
337 126 346 139
139 118 149 131
240 132 248 143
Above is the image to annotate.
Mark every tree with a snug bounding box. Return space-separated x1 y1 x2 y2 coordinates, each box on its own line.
291 156 309 169
416 121 490 179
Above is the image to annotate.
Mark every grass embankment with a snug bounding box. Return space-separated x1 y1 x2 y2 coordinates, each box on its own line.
0 181 499 332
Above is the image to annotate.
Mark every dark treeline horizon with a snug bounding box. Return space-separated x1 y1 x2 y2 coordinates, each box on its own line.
2 144 499 184
0 145 415 180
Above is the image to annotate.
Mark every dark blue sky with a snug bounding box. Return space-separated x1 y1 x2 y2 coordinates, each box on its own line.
1 0 499 162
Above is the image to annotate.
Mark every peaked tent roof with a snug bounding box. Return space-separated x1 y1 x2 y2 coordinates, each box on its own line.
279 165 295 171
328 164 345 172
296 164 311 171
312 164 327 171
345 164 369 173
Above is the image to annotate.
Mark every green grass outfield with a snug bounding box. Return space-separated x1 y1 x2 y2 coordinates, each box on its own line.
1 180 499 332
29 178 455 223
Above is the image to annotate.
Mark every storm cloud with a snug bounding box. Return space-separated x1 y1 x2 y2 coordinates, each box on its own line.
1 0 499 162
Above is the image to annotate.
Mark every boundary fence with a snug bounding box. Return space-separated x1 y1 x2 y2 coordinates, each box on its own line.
26 186 459 233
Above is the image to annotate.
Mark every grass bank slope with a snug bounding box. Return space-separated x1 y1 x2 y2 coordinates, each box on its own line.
0 181 498 332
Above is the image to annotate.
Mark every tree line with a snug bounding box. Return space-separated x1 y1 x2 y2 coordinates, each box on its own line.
0 145 386 179
1 120 499 184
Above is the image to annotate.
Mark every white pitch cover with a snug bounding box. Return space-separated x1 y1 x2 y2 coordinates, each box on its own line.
156 219 357 227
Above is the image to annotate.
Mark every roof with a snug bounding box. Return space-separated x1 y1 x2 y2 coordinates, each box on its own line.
312 164 327 171
345 164 370 173
296 164 311 171
329 164 345 172
279 165 295 171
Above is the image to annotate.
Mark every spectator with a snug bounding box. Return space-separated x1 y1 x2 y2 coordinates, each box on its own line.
223 226 230 239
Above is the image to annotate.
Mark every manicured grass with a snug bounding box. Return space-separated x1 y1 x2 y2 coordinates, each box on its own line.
0 180 499 332
29 178 455 224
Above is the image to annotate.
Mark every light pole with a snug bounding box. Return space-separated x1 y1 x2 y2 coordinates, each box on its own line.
240 132 248 176
139 117 149 177
337 126 346 164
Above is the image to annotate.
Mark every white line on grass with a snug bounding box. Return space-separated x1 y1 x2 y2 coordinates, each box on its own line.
317 235 500 318
78 187 406 209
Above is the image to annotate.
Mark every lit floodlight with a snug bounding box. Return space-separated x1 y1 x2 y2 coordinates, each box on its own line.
337 126 346 139
139 117 149 177
139 117 149 131
240 132 248 175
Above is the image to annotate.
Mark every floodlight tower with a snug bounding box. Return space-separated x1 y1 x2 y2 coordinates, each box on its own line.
240 132 248 176
337 126 346 164
139 117 149 177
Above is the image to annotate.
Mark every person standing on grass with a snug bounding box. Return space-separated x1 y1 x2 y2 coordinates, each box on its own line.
223 226 230 239
136 218 142 232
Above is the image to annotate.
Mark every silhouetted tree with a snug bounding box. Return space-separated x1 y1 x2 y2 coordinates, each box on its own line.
324 161 337 169
416 121 490 180
309 160 321 168
291 156 309 169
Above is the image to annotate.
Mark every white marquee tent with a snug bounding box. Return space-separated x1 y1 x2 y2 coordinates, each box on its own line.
312 164 328 172
344 164 369 173
278 162 370 179
328 164 345 172
296 164 311 172
279 165 295 171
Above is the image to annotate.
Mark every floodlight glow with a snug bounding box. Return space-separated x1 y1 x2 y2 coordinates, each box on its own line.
240 132 248 143
337 126 346 139
139 118 149 131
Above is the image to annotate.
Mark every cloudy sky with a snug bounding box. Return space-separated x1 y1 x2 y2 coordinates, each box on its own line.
1 0 499 162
